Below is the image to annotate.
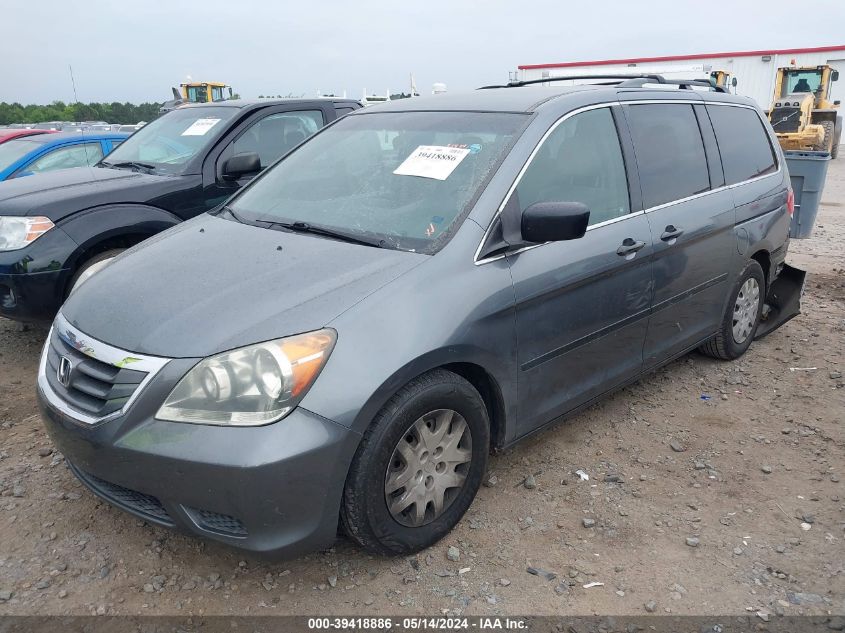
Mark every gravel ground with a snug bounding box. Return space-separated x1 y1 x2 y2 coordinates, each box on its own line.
0 159 843 618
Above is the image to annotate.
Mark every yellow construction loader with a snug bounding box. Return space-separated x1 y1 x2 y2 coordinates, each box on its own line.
768 65 841 158
180 81 233 104
159 82 234 115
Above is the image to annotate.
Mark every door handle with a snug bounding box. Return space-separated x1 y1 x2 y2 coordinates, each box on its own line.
660 225 684 242
616 238 646 257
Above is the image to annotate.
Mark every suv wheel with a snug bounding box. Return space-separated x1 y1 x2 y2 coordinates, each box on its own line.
68 249 124 295
341 369 489 555
700 260 765 360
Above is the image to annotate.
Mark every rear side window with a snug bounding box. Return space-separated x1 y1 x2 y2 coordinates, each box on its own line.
232 110 324 168
626 104 710 208
20 142 103 175
707 105 777 185
515 107 630 226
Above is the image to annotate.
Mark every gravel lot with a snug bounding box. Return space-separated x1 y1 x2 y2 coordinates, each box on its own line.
0 159 843 618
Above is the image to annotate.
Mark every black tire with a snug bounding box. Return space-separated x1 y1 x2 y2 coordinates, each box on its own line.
832 120 841 159
699 260 765 360
818 120 835 154
341 369 490 556
67 249 124 296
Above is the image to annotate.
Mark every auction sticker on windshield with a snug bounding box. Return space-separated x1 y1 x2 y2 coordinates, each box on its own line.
181 118 222 136
394 145 471 180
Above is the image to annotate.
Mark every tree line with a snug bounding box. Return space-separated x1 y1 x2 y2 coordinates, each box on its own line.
0 101 163 125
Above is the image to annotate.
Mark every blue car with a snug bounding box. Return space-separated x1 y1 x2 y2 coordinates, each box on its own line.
0 132 128 181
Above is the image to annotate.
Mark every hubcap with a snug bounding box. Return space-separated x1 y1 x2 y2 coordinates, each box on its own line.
384 409 472 527
732 277 760 344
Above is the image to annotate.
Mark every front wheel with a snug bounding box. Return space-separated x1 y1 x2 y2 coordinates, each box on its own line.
699 260 765 360
818 120 835 154
67 249 124 296
341 370 489 556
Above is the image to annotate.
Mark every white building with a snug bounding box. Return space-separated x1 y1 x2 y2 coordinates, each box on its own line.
518 45 845 128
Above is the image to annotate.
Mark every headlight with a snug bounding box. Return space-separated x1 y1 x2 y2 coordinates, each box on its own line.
0 216 54 251
156 329 336 426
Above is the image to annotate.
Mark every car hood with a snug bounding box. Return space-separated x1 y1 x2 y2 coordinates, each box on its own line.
0 166 190 221
61 214 427 358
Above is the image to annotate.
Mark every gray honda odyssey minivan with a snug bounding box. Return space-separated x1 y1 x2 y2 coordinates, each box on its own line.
37 77 804 558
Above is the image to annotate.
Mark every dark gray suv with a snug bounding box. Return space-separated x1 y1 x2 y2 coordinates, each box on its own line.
36 78 804 558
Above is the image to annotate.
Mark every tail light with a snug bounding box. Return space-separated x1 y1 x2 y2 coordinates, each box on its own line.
786 188 795 217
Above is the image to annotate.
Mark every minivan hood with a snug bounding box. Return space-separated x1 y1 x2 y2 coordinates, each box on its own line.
61 214 427 358
0 166 189 221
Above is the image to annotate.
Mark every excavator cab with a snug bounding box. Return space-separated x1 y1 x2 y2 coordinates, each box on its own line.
769 65 841 157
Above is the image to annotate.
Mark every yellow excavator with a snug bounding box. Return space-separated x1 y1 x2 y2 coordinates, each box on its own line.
768 65 841 158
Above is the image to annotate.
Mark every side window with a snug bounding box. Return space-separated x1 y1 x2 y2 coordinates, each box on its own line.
515 108 630 226
707 105 777 185
335 107 356 117
232 110 325 168
21 143 103 175
626 104 710 208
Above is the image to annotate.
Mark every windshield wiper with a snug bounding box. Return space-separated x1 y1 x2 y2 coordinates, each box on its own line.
266 220 385 248
101 160 156 173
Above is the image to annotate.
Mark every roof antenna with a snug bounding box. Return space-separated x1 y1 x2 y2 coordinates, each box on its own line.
69 64 94 168
69 64 80 103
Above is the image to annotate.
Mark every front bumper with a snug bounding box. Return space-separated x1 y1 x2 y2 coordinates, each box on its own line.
0 268 68 323
37 346 362 558
0 227 79 323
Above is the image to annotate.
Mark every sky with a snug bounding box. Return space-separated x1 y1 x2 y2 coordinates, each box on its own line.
3 0 845 105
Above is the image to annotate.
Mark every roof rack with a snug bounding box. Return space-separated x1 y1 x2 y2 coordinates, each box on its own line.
479 74 727 93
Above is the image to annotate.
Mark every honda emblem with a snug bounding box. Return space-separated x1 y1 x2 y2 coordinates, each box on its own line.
57 356 73 387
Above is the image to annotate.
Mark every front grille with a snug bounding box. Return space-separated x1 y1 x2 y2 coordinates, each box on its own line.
770 107 802 133
69 462 173 526
189 508 249 537
45 330 147 418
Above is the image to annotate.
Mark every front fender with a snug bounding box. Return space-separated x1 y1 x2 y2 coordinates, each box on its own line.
345 345 512 439
59 204 181 251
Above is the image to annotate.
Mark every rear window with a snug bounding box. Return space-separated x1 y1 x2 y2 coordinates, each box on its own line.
706 105 778 185
625 104 711 208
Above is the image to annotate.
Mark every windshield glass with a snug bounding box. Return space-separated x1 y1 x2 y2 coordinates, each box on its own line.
102 106 237 174
228 111 527 253
0 139 40 172
782 70 822 96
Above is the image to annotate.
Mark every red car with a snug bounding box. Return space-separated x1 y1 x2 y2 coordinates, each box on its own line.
0 129 55 144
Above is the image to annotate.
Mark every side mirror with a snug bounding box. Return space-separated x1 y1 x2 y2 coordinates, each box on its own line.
731 77 738 87
832 70 840 82
222 152 261 181
521 201 590 243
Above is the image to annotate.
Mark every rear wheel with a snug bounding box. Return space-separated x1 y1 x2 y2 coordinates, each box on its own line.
341 370 489 556
699 260 765 360
68 249 124 295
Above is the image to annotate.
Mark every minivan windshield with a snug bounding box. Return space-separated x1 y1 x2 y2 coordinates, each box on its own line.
228 111 528 253
101 106 237 174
